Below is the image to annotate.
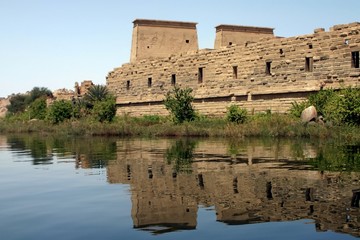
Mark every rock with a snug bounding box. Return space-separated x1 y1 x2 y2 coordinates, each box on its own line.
301 106 317 123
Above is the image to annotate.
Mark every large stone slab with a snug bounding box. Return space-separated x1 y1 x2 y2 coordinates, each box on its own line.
301 106 317 123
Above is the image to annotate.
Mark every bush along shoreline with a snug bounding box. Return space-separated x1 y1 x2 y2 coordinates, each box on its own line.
1 86 360 141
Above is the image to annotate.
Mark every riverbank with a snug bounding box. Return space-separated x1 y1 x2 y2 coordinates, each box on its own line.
1 113 360 142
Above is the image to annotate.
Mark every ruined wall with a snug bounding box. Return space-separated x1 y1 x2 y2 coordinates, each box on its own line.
130 19 198 62
0 98 10 118
214 25 274 48
107 22 360 116
74 80 94 97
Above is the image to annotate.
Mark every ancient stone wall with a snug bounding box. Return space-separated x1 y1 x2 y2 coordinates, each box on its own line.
107 22 360 117
214 24 274 48
74 80 94 97
0 97 10 118
130 19 198 62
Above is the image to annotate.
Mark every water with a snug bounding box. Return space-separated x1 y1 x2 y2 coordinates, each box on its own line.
0 135 359 240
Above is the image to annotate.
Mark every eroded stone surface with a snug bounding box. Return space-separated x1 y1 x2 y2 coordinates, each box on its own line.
301 105 318 123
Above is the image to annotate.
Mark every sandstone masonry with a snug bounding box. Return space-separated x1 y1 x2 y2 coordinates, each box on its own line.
107 20 360 116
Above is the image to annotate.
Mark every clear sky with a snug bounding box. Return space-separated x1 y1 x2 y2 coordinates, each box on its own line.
0 0 359 98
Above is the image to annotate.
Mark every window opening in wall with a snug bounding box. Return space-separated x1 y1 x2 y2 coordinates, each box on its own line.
147 46 150 49
171 74 176 86
345 39 350 45
232 66 238 79
148 77 152 88
308 44 313 49
265 61 272 75
229 42 232 46
186 39 189 43
352 51 359 68
198 67 204 83
279 49 284 54
126 80 130 90
305 57 314 72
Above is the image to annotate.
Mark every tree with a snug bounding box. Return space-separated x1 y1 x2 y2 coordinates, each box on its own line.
46 100 73 124
6 87 52 115
6 94 28 114
27 87 53 104
84 85 111 106
92 97 116 122
164 86 196 124
29 98 47 120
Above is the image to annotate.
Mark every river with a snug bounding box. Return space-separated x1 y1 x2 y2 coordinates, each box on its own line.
0 135 359 239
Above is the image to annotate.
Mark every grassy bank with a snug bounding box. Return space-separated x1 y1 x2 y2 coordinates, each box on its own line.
1 113 360 142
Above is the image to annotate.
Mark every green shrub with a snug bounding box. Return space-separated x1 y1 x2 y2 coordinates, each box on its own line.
142 115 161 123
290 87 360 126
337 87 360 126
47 100 73 124
289 101 309 118
226 105 247 124
308 89 336 116
72 97 91 119
7 94 28 114
29 98 47 120
92 98 116 122
134 115 165 125
322 93 342 125
164 86 196 124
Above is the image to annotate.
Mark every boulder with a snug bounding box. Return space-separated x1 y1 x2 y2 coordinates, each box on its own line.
301 106 317 123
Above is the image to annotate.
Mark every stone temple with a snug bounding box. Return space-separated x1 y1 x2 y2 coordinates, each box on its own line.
106 19 360 116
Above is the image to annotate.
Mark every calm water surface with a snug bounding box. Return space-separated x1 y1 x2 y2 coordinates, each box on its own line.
0 135 359 240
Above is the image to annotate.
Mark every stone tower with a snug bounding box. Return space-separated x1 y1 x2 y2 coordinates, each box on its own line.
214 24 274 48
130 19 199 62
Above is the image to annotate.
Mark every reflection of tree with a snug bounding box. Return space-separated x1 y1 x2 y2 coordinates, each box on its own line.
309 143 360 172
70 138 117 169
7 136 52 164
29 138 52 164
7 135 117 168
166 139 197 173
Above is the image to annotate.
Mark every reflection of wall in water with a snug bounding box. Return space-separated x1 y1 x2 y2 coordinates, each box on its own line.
108 139 198 230
107 139 360 237
0 136 8 147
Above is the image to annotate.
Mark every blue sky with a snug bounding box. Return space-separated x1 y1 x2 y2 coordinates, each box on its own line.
0 0 359 98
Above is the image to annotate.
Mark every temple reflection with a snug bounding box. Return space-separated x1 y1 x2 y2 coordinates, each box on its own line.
107 138 360 237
